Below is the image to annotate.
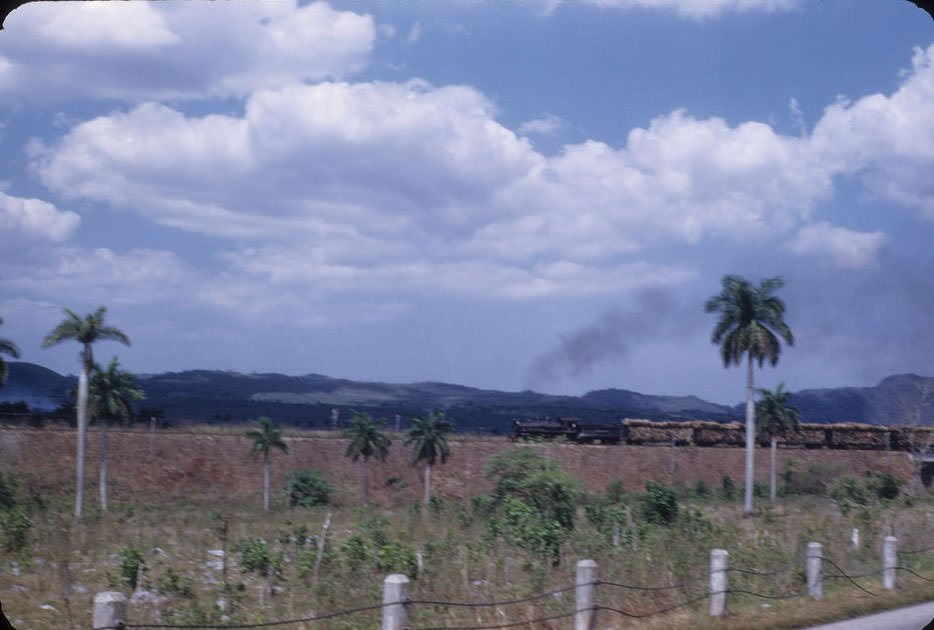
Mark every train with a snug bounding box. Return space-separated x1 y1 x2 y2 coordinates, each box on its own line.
511 417 621 444
511 417 934 452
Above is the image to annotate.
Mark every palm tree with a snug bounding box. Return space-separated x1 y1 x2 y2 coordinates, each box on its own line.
705 275 793 515
0 316 20 387
755 383 801 503
244 416 289 511
42 307 129 518
404 410 456 506
343 412 391 506
89 357 144 512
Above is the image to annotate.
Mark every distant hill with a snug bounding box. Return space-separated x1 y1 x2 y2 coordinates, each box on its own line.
0 362 74 411
789 374 934 426
2 362 933 431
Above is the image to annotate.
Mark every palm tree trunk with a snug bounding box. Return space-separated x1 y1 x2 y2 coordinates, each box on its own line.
363 456 370 506
770 436 777 502
100 420 109 512
423 462 432 506
263 451 270 511
744 354 755 515
75 351 90 519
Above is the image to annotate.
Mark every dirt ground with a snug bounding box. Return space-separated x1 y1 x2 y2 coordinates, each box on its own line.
0 426 915 508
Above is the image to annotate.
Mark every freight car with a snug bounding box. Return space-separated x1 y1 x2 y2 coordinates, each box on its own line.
512 417 621 444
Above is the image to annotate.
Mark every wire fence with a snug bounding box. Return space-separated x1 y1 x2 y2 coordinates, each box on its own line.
91 543 934 630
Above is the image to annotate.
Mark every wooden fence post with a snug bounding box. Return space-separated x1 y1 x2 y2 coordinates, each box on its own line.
709 549 728 618
883 536 898 590
382 574 409 630
807 542 823 600
93 592 126 630
575 559 598 630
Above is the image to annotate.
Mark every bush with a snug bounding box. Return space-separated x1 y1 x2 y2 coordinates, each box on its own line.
283 470 334 508
829 475 868 507
779 459 834 496
720 475 737 501
0 506 31 553
339 533 372 574
233 537 281 578
865 472 902 501
114 546 145 589
693 479 712 499
641 481 678 526
605 479 627 503
376 541 418 578
157 566 194 598
0 473 18 511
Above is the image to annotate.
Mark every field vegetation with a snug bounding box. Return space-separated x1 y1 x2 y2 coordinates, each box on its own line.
0 439 932 630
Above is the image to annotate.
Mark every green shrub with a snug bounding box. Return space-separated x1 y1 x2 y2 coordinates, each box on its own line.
720 475 737 501
282 469 334 508
376 541 418 578
641 481 678 526
157 566 194 598
779 459 834 496
0 473 18 510
829 475 868 507
340 533 372 573
605 479 627 503
115 546 145 589
233 537 272 576
753 480 769 498
865 472 902 501
0 506 31 553
693 479 712 499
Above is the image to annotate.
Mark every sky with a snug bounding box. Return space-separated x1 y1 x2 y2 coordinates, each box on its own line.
0 0 933 406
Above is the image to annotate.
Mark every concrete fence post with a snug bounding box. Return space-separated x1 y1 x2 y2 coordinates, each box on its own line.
575 559 598 630
850 528 859 550
709 548 728 618
93 592 127 630
807 542 823 600
382 574 409 630
883 536 898 590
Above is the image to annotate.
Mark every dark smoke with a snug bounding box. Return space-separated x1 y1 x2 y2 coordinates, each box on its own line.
526 290 681 386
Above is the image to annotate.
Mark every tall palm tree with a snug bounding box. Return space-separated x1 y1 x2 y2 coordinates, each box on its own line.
89 357 144 512
244 416 289 511
42 307 129 518
705 275 793 515
756 383 801 503
343 412 391 506
404 410 456 506
0 316 20 387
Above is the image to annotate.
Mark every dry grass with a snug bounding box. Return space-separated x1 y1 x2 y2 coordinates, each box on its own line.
0 492 932 630
1 426 932 630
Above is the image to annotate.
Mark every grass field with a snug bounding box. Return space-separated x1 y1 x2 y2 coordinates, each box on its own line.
0 428 932 630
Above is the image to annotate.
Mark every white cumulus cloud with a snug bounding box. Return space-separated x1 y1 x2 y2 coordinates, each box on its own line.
0 1 375 104
784 222 887 270
577 0 801 19
810 45 934 219
0 191 80 245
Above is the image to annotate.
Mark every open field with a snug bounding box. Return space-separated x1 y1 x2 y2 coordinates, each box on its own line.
0 425 931 630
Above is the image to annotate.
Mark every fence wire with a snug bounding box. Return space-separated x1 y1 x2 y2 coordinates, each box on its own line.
91 546 933 630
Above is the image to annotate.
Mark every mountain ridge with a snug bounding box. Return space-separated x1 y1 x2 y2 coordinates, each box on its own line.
2 362 933 431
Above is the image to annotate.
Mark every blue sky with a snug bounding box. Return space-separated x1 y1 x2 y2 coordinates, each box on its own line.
1 0 933 406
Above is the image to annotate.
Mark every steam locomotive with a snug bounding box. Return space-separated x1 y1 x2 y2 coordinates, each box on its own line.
511 417 621 444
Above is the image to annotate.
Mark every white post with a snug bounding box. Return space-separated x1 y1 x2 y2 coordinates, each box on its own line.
575 559 598 630
807 542 823 600
851 528 859 550
709 549 728 618
93 592 126 630
382 574 409 630
883 536 898 590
